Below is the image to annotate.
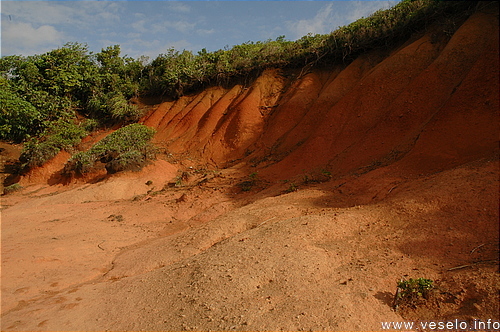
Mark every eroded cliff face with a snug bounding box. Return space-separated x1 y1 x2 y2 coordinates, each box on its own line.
17 5 498 187
140 7 498 183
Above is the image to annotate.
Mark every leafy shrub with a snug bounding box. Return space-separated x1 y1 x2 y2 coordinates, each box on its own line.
1 43 145 137
47 120 88 149
87 92 142 124
20 139 61 169
22 89 74 122
106 93 142 122
82 118 100 132
0 78 42 142
67 151 95 174
19 120 88 169
398 277 433 297
285 182 298 193
65 123 156 175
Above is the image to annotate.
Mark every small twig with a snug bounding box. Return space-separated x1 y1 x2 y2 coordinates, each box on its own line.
98 240 106 251
447 264 471 271
470 243 486 254
259 217 276 227
447 259 499 271
392 287 401 311
470 241 500 254
388 186 397 194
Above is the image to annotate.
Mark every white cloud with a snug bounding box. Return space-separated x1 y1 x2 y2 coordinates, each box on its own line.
286 1 398 40
2 1 122 29
76 2 123 27
287 3 335 39
197 28 215 36
149 20 196 35
345 1 396 23
168 2 191 13
0 1 125 55
2 1 75 26
168 21 196 34
127 32 142 39
2 21 65 56
95 10 120 23
132 20 148 33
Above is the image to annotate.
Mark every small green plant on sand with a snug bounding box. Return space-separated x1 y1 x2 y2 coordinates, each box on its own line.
321 169 332 178
393 277 434 310
3 183 22 195
238 172 258 192
284 182 298 193
175 176 183 187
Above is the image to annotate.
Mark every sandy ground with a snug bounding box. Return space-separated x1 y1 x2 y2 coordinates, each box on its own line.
1 4 499 331
1 155 498 331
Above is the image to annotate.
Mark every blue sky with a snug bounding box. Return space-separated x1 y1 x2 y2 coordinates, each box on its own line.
1 1 398 60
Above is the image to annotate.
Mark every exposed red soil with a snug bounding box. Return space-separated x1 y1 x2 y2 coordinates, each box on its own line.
1 4 499 331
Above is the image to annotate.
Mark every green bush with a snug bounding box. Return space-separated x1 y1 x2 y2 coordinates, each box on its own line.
20 139 61 169
87 92 142 124
106 93 142 122
0 78 42 142
66 123 156 175
82 118 100 132
1 43 145 139
67 151 95 174
19 120 88 169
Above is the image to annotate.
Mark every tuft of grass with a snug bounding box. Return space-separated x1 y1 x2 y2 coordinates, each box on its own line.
238 172 259 192
106 93 142 123
2 183 22 195
238 180 254 192
321 169 332 178
284 182 298 193
175 176 183 187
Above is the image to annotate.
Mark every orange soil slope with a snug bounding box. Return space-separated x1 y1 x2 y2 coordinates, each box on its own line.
141 8 498 183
